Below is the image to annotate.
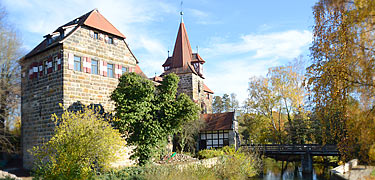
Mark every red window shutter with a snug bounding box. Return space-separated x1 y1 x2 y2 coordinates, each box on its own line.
83 57 87 73
33 62 38 78
103 61 107 77
68 53 74 70
118 65 122 78
57 53 62 70
39 61 43 76
47 57 53 73
87 57 91 73
29 65 33 79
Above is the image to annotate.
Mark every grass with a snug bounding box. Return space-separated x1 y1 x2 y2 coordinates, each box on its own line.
97 146 262 180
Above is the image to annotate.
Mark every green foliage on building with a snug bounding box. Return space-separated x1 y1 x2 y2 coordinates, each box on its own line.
111 73 200 165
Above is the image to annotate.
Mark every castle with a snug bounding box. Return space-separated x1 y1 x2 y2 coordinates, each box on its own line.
20 9 238 168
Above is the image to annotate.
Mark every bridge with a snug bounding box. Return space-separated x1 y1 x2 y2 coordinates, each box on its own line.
242 144 339 156
241 144 340 173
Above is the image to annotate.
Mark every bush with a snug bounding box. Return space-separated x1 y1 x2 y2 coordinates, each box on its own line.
97 146 261 180
31 106 126 180
369 143 375 162
197 149 224 159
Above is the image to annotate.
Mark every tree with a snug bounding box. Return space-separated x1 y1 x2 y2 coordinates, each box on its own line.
111 73 200 165
222 94 231 112
212 96 224 113
230 93 239 112
244 58 311 144
174 116 205 153
31 107 125 180
307 0 375 161
0 4 21 154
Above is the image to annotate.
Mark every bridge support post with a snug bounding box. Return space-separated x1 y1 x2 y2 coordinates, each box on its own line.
301 153 313 174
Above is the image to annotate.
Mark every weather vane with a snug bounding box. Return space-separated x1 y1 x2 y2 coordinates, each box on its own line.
180 1 184 22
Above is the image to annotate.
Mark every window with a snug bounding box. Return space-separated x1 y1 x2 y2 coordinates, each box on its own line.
199 130 230 150
108 37 113 44
122 67 127 74
91 60 98 75
44 60 48 75
107 63 114 78
53 56 58 71
74 56 81 71
164 66 170 71
94 32 98 39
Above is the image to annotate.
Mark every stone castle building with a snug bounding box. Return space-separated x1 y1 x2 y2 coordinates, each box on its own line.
20 9 238 168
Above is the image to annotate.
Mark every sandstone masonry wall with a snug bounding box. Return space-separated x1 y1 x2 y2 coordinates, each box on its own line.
21 25 137 169
21 45 63 168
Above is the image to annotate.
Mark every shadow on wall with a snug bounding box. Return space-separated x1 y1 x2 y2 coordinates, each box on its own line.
67 101 113 122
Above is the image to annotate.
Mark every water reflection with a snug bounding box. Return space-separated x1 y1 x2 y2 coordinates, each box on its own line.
251 158 335 180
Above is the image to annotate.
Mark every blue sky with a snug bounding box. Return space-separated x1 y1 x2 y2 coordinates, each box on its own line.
3 0 317 103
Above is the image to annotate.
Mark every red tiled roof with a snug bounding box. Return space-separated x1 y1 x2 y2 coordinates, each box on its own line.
161 22 205 78
202 112 235 131
203 84 214 94
135 65 147 78
24 9 126 59
83 9 126 39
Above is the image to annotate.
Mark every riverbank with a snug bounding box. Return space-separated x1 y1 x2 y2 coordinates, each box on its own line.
331 159 375 180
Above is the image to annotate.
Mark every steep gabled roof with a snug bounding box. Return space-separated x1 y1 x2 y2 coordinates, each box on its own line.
134 64 147 78
203 84 214 94
202 112 235 131
83 9 126 39
24 9 127 59
162 22 205 77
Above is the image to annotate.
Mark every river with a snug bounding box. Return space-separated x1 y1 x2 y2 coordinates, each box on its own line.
251 158 336 180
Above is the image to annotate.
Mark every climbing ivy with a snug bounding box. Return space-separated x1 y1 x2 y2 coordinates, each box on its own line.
111 73 200 165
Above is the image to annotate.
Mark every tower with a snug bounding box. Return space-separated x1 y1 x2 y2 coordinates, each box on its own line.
161 19 213 113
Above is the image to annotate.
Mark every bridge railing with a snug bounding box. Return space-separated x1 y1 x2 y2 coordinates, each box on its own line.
241 144 339 154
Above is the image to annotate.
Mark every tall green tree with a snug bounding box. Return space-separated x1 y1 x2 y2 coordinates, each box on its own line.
212 96 224 113
222 94 231 112
111 73 200 165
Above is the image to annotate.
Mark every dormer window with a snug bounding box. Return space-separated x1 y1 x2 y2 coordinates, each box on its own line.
94 32 98 39
108 37 113 44
47 38 52 45
59 30 64 39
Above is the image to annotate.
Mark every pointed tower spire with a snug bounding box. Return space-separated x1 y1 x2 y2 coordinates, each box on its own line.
170 20 193 69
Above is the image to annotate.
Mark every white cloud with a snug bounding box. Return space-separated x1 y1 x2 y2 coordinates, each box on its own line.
2 0 174 77
203 30 312 59
204 57 279 104
201 30 312 103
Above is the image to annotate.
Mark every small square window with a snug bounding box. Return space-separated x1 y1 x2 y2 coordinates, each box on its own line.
74 56 81 71
108 37 113 44
122 67 127 74
107 64 114 78
44 61 48 75
91 60 98 75
53 56 58 72
201 134 206 140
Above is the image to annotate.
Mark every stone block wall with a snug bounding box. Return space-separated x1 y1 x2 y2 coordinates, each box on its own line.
21 25 138 169
62 26 137 111
174 73 213 113
21 45 64 169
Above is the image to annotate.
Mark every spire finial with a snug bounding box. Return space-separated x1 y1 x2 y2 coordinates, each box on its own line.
180 1 184 22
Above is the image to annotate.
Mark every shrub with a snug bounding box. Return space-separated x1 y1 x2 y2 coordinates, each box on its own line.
98 146 261 180
31 106 126 180
197 149 224 159
369 143 375 162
